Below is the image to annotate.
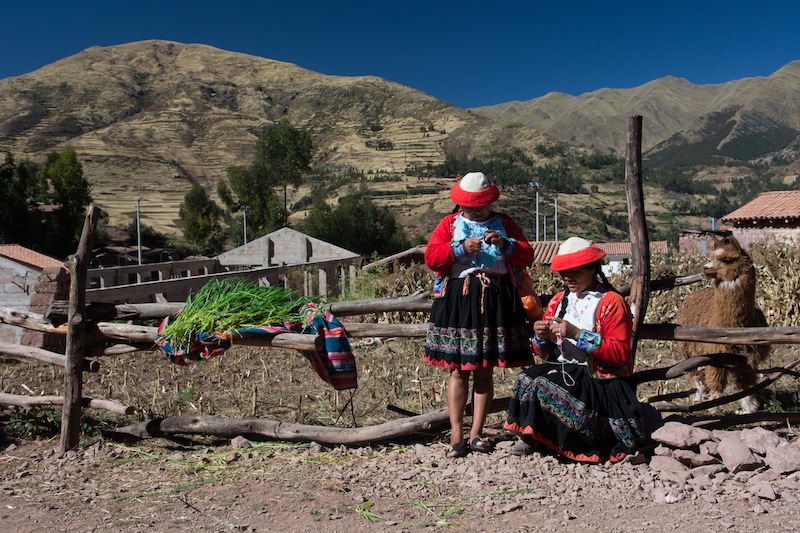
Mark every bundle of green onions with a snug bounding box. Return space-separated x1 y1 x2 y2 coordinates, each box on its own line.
158 278 314 352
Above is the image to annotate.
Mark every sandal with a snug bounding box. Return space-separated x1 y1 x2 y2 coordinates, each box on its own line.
509 439 535 456
509 436 538 456
468 437 494 454
445 442 468 459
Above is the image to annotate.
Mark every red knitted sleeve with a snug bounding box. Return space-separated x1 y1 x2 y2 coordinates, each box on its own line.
424 214 457 276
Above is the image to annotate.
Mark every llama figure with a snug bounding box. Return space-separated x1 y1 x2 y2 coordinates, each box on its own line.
676 234 770 413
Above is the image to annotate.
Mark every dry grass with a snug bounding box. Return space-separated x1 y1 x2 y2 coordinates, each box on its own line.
2 245 799 441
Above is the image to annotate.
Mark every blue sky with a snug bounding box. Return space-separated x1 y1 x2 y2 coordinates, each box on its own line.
2 1 798 108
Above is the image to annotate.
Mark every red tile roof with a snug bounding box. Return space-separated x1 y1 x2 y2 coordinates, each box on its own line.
531 241 561 264
598 241 669 257
721 190 800 222
531 241 669 264
0 244 64 270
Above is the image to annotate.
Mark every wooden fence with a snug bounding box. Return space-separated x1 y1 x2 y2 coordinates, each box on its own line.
85 258 358 304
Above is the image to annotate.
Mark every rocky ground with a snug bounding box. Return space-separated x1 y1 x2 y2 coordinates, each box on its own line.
1 418 799 533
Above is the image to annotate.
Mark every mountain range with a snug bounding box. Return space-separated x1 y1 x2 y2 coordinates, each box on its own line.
473 61 800 160
1 40 798 240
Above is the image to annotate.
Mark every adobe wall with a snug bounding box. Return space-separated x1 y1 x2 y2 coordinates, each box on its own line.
678 233 714 257
731 227 800 251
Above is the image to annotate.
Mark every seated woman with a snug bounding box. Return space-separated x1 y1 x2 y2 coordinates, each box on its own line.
504 237 650 463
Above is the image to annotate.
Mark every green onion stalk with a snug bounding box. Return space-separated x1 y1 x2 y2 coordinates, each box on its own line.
158 278 316 352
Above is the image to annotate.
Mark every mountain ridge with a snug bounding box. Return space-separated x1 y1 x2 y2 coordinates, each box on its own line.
1 41 798 243
471 61 800 157
0 40 558 237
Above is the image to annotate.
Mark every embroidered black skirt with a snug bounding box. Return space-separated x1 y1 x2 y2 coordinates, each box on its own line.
504 363 649 463
424 273 533 370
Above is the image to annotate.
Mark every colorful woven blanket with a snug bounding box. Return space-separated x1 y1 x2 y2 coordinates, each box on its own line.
154 303 357 390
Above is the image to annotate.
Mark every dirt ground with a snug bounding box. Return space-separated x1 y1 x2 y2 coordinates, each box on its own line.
1 427 800 533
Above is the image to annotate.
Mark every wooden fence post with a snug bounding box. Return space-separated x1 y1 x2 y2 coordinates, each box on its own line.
60 204 101 452
625 115 650 362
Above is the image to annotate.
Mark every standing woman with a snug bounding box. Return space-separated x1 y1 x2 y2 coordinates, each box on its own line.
425 172 534 458
504 237 650 463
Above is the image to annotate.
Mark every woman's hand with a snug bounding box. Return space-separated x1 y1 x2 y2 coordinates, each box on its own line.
484 230 506 249
533 318 552 342
464 237 484 254
550 317 579 340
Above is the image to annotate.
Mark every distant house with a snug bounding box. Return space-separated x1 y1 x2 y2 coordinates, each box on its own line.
0 245 64 345
530 241 561 266
216 227 359 268
82 229 361 305
89 245 180 268
596 241 670 275
516 241 669 275
720 190 800 249
678 229 733 256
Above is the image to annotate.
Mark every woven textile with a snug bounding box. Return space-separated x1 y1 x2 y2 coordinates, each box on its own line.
155 303 357 390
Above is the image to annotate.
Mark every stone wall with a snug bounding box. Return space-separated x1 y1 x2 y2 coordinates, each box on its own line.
0 258 50 345
21 266 69 351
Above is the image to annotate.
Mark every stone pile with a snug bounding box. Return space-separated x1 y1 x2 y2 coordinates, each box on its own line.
648 420 800 506
319 423 800 523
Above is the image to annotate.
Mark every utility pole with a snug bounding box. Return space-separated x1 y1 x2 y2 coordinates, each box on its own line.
135 197 143 265
533 182 542 241
553 193 559 242
243 205 249 245
543 214 547 241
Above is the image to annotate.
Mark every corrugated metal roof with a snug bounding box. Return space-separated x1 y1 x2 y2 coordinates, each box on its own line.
0 244 64 270
721 190 800 222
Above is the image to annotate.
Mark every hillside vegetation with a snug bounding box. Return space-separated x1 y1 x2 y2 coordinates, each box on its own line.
1 41 798 251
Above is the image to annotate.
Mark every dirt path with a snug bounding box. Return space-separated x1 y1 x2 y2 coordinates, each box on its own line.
1 431 799 533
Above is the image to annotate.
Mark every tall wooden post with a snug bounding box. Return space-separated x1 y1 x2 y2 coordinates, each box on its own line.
60 204 101 452
625 116 650 362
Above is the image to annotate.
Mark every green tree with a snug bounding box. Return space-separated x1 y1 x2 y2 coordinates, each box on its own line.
123 221 171 250
179 185 224 254
217 120 312 236
301 188 409 256
217 165 282 239
41 146 92 256
0 152 36 244
0 148 95 257
254 119 313 225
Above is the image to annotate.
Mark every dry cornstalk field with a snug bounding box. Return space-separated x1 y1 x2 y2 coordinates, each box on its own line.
1 243 799 442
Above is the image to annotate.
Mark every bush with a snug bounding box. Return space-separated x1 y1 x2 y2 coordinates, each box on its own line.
301 189 410 256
